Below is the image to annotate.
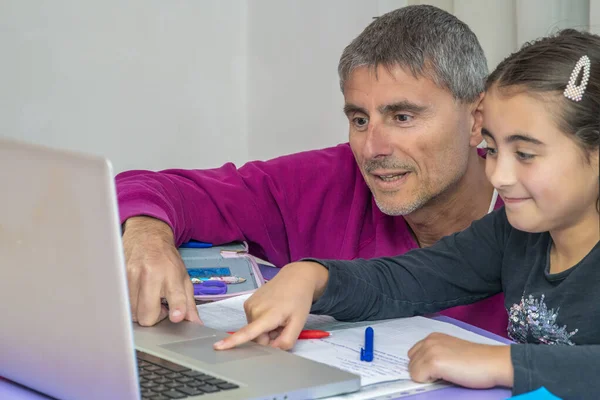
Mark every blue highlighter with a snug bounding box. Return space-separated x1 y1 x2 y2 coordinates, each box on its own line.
179 240 213 249
360 326 374 362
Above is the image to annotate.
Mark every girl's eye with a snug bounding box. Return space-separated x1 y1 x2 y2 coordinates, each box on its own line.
485 147 498 156
516 151 535 161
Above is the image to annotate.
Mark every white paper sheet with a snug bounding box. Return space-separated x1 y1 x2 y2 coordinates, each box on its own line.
197 293 342 332
290 316 504 386
198 294 506 388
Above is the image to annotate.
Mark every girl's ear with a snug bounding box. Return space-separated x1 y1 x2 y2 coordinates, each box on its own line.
590 140 599 175
470 92 485 148
593 149 599 185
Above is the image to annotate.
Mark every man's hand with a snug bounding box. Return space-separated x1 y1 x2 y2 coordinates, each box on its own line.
122 216 202 326
408 333 513 389
213 261 329 351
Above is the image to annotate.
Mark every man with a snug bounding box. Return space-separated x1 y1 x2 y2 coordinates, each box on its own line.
117 5 507 337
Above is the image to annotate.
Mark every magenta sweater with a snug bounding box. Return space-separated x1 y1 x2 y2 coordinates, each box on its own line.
116 143 508 337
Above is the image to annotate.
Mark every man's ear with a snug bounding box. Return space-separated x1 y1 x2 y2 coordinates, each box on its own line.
469 92 485 148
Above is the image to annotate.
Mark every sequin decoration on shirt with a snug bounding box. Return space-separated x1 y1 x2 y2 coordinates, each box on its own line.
508 294 578 345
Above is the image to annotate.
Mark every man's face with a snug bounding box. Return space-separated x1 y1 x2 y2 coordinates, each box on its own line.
344 65 480 215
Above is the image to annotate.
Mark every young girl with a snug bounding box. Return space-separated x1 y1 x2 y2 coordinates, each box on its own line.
215 29 600 398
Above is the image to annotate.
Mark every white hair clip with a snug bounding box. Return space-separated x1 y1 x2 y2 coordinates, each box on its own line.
563 55 591 102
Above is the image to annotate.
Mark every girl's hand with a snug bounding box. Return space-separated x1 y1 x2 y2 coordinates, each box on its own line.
213 261 329 351
408 333 514 389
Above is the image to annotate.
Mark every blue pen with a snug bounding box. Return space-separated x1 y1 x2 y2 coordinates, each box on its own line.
179 240 213 249
360 326 374 362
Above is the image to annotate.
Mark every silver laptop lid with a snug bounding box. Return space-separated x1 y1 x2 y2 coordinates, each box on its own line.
0 138 140 400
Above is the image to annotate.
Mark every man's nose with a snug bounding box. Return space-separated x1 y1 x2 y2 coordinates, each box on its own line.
363 123 393 160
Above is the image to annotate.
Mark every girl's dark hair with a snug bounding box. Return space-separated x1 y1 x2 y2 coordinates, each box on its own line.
486 29 599 210
486 29 599 156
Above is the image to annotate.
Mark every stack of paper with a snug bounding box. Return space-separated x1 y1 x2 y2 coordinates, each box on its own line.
197 294 506 399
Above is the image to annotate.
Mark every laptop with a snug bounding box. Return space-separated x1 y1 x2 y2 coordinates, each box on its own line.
0 138 360 400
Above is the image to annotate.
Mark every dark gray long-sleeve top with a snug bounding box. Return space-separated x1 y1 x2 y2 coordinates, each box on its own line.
307 208 600 399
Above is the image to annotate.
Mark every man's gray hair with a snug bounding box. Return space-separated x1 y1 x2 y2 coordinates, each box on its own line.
338 5 488 102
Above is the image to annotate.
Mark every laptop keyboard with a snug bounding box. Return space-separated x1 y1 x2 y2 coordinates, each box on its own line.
137 350 239 399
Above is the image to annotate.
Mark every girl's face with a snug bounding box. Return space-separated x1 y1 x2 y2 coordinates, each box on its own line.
481 87 599 233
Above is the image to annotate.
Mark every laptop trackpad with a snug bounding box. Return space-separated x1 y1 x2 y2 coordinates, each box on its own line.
160 337 269 364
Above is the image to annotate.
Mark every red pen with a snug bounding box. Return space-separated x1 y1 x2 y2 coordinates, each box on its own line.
227 329 330 340
297 330 331 339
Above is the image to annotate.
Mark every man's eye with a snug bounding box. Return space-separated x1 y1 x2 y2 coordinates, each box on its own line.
394 114 412 122
353 117 368 127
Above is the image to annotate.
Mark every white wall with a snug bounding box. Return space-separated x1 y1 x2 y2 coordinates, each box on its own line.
246 0 379 161
515 0 589 47
1 1 595 173
453 0 516 70
592 0 600 34
412 0 591 70
0 0 248 173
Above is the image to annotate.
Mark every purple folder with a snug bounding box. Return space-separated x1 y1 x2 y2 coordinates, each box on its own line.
0 317 513 400
0 266 512 400
0 321 512 400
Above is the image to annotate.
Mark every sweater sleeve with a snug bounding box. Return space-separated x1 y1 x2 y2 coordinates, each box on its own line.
307 208 509 321
115 144 358 266
511 344 600 399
